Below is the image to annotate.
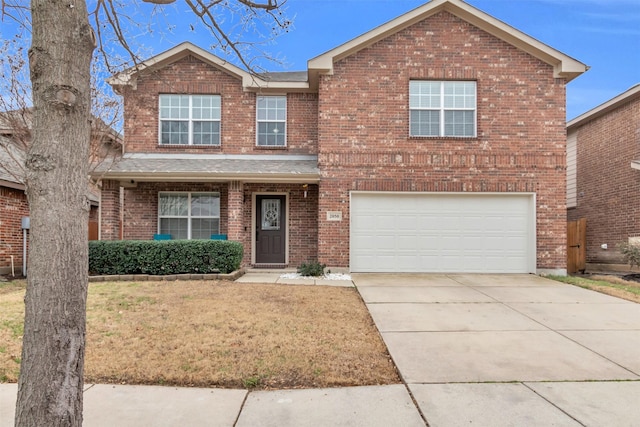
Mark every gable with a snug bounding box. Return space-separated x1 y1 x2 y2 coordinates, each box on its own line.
308 0 586 88
330 11 553 78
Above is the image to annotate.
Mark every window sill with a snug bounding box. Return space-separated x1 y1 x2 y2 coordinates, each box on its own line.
158 144 222 149
409 136 478 140
255 145 288 150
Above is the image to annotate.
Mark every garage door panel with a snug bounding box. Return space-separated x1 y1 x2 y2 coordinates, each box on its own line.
350 193 535 273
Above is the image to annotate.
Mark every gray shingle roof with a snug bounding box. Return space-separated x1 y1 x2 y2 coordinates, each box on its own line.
0 137 25 186
259 71 308 83
94 154 319 182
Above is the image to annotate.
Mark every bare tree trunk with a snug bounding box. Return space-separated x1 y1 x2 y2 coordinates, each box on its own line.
15 1 95 425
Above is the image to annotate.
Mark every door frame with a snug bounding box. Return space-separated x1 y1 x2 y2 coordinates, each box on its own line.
252 192 289 266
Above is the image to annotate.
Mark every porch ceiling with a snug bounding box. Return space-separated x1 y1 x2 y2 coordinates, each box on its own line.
93 154 320 183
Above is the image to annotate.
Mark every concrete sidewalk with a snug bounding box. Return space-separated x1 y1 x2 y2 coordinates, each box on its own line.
3 273 640 426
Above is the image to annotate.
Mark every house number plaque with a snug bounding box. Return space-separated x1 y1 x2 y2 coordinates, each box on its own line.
326 211 342 221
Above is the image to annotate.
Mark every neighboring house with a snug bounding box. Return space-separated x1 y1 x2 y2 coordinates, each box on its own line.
96 0 586 274
0 112 121 275
0 137 29 275
567 84 640 268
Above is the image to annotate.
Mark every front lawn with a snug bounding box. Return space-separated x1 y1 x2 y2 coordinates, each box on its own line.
0 280 400 389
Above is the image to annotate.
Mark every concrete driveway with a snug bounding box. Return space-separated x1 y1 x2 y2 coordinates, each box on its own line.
353 273 640 426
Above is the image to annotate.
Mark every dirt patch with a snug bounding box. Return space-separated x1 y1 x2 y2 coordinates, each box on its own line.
622 274 640 284
0 280 400 389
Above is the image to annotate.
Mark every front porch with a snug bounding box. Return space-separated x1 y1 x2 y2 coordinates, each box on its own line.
99 180 319 268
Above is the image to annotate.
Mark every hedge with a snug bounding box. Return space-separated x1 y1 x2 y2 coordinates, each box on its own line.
89 240 243 275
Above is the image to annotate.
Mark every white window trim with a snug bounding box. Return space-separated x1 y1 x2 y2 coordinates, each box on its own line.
256 95 287 147
158 94 221 146
158 191 221 239
409 81 477 138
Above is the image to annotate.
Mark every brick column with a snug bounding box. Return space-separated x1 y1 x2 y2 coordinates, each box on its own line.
100 179 121 240
227 181 244 242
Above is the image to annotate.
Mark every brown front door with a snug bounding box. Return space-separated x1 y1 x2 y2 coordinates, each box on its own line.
255 195 286 264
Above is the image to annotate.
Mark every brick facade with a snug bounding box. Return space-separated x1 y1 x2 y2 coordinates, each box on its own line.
0 186 29 275
317 11 567 270
567 95 640 264
99 2 582 273
121 55 318 155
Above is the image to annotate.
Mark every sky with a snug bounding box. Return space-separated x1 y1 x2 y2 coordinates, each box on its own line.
1 0 639 120
141 0 640 120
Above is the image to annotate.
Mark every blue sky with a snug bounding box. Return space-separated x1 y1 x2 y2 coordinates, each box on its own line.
142 0 640 120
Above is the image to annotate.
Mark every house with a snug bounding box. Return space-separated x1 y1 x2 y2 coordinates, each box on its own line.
0 111 121 275
0 137 29 275
567 84 640 269
95 0 586 274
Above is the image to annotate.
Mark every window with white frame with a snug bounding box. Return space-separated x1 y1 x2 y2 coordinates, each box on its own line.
256 96 286 146
158 192 220 239
409 81 476 137
159 94 221 145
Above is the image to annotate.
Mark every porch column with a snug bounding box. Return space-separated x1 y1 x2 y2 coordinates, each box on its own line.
100 179 121 240
227 180 244 242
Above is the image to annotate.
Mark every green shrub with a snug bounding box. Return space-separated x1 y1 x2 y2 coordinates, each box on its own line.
297 260 326 277
89 240 243 275
619 242 640 269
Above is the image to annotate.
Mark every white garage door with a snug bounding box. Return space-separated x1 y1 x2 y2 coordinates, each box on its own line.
350 193 535 273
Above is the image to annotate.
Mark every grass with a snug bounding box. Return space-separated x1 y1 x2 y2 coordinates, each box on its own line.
547 274 640 303
0 279 400 390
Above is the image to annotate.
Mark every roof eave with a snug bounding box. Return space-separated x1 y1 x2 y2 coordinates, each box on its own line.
94 171 320 184
108 42 269 90
108 42 314 93
568 83 640 130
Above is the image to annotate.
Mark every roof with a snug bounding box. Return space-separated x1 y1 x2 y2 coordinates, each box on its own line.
0 137 25 190
110 0 586 93
108 43 311 94
567 83 640 130
92 153 320 184
308 0 587 86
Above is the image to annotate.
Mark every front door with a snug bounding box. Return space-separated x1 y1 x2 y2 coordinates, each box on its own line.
255 195 286 264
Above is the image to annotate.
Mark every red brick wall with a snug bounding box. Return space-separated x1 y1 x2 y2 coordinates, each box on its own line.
122 182 229 240
567 96 640 264
100 179 121 240
317 11 568 271
122 55 318 155
112 182 318 267
0 186 29 274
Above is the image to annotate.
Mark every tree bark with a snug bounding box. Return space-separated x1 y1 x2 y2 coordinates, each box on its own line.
15 1 95 425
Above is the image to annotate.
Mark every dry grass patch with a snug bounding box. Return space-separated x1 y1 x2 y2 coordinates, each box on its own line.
1 280 400 389
549 274 640 304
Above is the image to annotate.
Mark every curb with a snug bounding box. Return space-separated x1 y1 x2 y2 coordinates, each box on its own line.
88 269 245 283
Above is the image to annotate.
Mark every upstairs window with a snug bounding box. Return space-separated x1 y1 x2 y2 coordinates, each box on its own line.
409 81 476 137
257 96 286 147
158 192 220 239
159 94 221 145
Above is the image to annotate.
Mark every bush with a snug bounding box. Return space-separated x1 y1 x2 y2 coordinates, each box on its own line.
297 260 326 277
89 240 243 275
619 243 640 269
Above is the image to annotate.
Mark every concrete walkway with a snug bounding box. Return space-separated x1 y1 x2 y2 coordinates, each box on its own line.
2 273 640 426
